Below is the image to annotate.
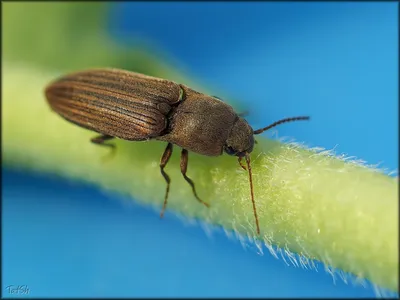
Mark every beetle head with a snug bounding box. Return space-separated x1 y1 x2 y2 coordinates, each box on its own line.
224 117 254 157
223 115 310 235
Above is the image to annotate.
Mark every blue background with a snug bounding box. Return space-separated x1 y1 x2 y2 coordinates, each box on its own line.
3 2 398 297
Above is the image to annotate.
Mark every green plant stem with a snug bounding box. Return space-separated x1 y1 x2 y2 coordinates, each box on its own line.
3 62 398 293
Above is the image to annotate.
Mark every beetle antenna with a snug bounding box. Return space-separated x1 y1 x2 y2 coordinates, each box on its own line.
245 153 260 235
253 116 310 135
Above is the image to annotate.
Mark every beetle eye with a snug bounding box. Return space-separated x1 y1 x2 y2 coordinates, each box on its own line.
224 145 237 156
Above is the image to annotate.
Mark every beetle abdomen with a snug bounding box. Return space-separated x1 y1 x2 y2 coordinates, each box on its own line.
45 69 182 140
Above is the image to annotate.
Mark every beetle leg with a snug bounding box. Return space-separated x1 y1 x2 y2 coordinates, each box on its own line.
160 143 173 218
180 149 210 208
91 134 116 162
238 156 247 171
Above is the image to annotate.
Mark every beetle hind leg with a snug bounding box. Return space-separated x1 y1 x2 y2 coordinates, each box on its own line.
180 149 210 208
160 143 173 218
91 134 116 162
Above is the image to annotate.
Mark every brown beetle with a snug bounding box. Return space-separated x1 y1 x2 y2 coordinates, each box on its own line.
45 68 309 234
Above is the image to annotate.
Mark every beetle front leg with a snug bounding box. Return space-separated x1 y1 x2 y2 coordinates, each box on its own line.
180 149 210 208
238 156 247 171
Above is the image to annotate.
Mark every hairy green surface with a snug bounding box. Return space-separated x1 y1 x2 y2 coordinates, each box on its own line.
3 62 398 293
